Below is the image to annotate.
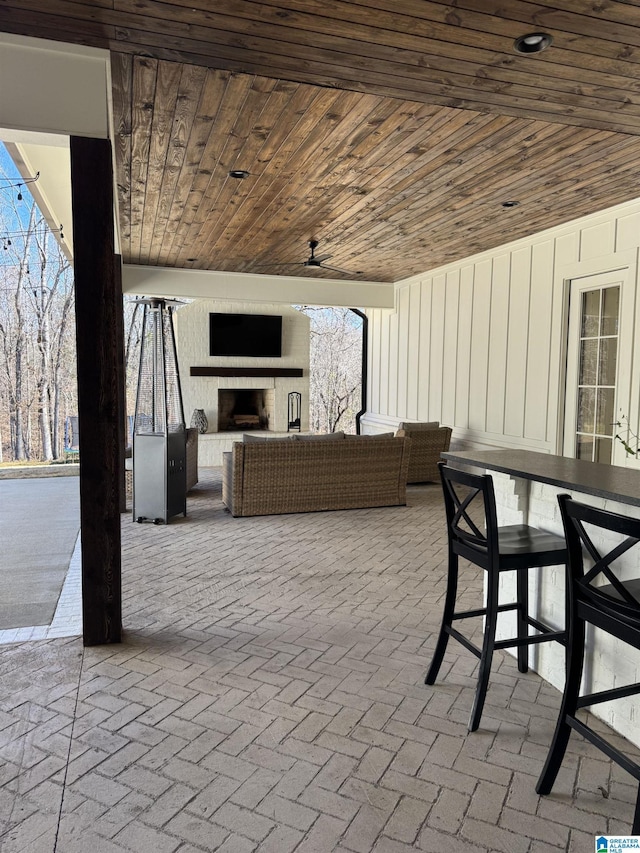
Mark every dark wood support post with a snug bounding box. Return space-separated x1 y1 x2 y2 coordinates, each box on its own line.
70 136 122 645
113 257 127 514
351 309 368 435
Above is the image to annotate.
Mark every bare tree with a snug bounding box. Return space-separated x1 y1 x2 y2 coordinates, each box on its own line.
27 220 73 459
297 307 363 434
0 233 31 459
0 191 74 461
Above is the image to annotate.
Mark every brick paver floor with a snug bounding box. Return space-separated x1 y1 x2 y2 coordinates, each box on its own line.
0 468 637 852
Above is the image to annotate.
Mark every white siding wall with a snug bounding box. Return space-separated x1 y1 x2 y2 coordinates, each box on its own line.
364 198 640 453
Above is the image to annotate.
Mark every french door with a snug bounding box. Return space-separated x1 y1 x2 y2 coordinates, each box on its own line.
564 269 631 463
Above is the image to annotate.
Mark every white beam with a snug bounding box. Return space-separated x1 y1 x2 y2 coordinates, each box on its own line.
122 264 395 309
0 34 110 139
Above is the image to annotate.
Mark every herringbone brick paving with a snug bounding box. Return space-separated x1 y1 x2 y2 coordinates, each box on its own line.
0 468 637 852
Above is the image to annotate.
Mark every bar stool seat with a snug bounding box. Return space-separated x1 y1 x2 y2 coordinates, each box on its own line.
537 495 640 833
426 463 567 732
497 524 569 558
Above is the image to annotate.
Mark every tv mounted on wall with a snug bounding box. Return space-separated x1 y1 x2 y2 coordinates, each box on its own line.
209 312 282 357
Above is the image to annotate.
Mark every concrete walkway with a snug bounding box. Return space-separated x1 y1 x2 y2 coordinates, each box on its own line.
0 468 637 852
0 476 80 630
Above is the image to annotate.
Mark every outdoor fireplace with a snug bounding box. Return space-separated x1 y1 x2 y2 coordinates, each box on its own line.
218 388 274 431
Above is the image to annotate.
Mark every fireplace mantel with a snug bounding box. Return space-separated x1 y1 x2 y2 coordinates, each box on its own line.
190 367 303 377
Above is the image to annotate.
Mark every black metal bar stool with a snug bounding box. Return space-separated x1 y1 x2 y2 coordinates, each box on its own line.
426 463 567 732
537 494 640 833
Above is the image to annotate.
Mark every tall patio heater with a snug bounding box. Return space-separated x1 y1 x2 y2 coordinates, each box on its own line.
132 298 187 524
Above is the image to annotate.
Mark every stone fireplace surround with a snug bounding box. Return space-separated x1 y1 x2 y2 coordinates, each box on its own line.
175 299 310 466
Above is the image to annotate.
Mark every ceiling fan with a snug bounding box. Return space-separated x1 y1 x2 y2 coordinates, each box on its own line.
256 240 362 276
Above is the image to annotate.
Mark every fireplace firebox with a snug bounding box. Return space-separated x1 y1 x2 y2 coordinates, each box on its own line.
218 388 274 431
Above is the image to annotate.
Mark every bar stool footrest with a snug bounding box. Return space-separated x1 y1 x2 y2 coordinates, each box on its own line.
494 629 565 650
577 681 640 709
452 602 521 621
447 624 564 657
446 627 482 659
569 716 640 782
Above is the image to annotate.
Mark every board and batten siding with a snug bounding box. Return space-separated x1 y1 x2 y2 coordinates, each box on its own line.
363 198 640 455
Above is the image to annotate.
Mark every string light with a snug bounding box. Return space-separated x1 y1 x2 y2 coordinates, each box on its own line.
0 172 40 201
1 223 64 248
0 262 31 275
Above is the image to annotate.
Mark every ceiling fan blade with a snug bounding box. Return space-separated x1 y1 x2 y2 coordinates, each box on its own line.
253 261 303 269
253 241 357 275
319 263 362 276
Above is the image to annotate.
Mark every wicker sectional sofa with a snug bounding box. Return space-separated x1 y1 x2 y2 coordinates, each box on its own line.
222 433 411 517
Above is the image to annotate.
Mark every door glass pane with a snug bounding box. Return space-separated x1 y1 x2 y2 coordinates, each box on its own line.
581 290 600 336
595 437 612 464
577 388 595 433
598 338 617 386
576 435 594 460
579 339 598 385
601 287 620 336
596 388 615 435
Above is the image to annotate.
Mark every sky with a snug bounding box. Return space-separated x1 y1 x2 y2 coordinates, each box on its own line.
0 142 18 178
0 142 39 234
0 142 56 288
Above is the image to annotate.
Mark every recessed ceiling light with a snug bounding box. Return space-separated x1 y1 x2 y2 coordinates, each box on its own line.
514 32 553 54
502 200 520 208
228 169 250 179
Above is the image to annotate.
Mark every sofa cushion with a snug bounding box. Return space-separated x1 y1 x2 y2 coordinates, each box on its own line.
397 421 439 431
344 432 395 440
243 432 293 442
291 431 345 441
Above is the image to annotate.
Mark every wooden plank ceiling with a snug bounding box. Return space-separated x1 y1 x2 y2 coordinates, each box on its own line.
4 1 640 281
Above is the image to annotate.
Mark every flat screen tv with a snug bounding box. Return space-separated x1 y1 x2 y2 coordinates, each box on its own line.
209 312 282 357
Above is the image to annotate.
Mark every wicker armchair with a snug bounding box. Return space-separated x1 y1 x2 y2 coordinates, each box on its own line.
395 421 452 483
